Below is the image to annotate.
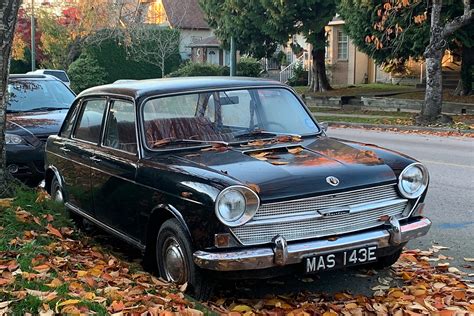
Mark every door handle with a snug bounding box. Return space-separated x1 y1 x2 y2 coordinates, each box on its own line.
90 156 102 163
59 147 70 153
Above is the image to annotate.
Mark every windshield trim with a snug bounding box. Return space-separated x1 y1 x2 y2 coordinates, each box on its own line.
139 85 322 152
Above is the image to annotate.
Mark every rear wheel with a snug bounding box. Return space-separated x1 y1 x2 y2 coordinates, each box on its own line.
156 219 213 300
50 175 84 228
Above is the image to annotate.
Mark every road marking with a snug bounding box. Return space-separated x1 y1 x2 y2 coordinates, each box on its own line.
422 160 474 169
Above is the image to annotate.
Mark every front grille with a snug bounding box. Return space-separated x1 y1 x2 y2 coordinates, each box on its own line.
231 184 408 246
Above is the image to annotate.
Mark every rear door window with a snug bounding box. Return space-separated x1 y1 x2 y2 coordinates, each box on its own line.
74 99 107 143
103 100 137 154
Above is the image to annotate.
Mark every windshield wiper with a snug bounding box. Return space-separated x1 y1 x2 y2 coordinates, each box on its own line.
235 130 302 139
27 107 70 112
152 138 228 148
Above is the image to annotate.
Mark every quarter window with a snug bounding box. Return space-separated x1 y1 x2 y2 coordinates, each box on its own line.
74 99 107 143
103 100 137 154
337 31 349 60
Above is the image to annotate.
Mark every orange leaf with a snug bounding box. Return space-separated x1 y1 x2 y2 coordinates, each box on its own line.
46 224 63 239
247 183 261 193
33 264 50 274
109 301 125 313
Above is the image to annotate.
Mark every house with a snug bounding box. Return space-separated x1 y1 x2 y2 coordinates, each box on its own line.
141 0 215 60
189 36 234 66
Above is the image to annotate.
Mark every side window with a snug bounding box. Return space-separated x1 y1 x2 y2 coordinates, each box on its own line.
74 99 107 143
60 100 80 137
103 100 137 154
220 90 253 128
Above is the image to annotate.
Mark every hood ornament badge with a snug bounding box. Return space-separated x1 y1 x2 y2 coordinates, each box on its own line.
326 176 340 187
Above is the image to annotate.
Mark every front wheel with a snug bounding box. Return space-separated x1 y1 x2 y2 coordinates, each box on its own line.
156 219 213 300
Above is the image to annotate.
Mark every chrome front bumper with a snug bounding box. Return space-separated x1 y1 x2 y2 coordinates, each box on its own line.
193 217 431 271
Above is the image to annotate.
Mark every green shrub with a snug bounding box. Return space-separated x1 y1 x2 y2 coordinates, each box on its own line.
287 62 308 86
167 62 229 77
85 29 181 82
237 57 262 77
68 53 107 93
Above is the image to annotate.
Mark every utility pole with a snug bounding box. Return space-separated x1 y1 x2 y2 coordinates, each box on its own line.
230 36 236 76
30 0 36 71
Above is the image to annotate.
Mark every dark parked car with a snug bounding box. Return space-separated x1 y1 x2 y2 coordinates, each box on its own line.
6 74 75 182
44 77 431 298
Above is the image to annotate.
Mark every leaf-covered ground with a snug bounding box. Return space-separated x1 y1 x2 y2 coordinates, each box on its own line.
0 186 205 315
207 248 474 315
1 186 473 315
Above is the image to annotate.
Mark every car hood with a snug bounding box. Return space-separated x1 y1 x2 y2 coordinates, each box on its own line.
6 110 67 137
173 136 398 202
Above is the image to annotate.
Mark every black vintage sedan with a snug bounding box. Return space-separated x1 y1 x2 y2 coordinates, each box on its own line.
45 77 431 298
6 74 75 182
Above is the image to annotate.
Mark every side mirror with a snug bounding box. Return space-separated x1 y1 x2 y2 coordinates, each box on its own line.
320 122 328 132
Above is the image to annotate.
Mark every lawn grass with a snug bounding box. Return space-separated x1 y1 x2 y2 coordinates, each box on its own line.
0 185 109 315
0 184 203 315
293 83 417 97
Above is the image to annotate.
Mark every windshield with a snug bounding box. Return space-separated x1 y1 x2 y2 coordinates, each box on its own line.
143 88 320 149
7 79 75 112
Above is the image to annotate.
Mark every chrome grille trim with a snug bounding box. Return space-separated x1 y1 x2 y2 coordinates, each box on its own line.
231 184 407 246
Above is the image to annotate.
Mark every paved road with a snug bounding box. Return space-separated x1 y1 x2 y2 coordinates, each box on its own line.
214 128 474 298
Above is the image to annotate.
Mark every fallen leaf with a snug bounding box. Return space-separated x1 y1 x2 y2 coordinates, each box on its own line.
287 147 303 154
247 183 261 193
46 224 63 239
232 305 253 312
270 161 289 165
464 258 474 262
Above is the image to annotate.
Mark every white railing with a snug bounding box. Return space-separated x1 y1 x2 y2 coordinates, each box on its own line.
279 54 305 83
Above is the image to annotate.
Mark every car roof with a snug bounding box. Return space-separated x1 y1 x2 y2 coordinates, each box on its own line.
9 74 59 80
77 77 287 101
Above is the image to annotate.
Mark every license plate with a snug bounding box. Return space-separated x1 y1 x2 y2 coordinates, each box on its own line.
305 246 377 273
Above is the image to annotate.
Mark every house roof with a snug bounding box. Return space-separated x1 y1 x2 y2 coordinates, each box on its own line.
162 0 209 30
189 36 221 48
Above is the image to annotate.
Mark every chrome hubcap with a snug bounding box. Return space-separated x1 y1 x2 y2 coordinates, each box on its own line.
53 184 64 203
162 237 187 284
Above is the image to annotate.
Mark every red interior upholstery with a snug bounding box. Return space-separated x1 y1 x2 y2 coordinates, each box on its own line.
145 117 230 146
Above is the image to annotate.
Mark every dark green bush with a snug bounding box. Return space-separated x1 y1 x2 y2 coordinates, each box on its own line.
68 53 107 93
85 29 181 83
167 62 229 77
237 57 262 77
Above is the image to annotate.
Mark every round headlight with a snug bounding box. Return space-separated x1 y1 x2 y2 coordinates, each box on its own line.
398 163 428 199
5 133 25 145
215 185 260 227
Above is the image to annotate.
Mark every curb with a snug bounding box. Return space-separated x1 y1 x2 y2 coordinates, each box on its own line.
326 121 474 134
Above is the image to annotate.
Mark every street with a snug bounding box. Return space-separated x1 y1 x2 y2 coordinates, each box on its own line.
214 127 474 298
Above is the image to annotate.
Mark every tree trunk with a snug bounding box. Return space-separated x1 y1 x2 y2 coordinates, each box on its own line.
161 56 165 78
419 0 445 124
311 29 332 92
460 45 473 95
0 0 21 195
419 0 473 123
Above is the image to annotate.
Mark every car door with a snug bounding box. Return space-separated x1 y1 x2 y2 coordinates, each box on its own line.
63 98 107 214
91 98 141 239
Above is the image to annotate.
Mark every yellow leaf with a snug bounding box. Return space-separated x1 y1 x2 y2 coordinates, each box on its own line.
56 299 81 307
45 278 62 288
76 270 88 277
232 305 253 312
323 312 338 316
0 198 14 208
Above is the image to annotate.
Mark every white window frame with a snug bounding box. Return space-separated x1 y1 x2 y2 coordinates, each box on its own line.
337 31 349 61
